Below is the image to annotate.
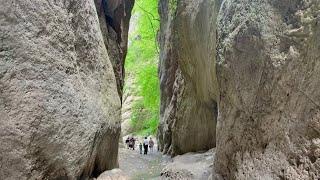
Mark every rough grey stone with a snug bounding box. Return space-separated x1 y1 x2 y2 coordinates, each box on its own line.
157 0 221 156
215 0 320 179
94 0 134 100
161 149 215 180
97 168 128 180
0 0 129 179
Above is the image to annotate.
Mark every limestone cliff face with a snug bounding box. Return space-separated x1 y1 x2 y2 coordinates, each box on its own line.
215 1 320 179
0 0 130 179
94 0 134 100
157 0 221 156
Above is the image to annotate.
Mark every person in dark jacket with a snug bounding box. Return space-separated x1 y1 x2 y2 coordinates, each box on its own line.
125 137 129 149
143 137 148 155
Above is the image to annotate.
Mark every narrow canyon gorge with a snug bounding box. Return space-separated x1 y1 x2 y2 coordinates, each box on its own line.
0 0 319 180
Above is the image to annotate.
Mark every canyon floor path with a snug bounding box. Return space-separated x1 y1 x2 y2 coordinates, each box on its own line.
118 147 171 179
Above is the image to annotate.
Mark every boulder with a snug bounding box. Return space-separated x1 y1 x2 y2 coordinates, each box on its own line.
0 0 131 179
97 169 128 180
161 149 214 180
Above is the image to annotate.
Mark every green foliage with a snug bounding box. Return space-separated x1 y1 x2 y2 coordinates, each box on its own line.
125 0 160 136
169 0 178 14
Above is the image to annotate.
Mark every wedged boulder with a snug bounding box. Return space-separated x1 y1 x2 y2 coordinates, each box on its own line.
157 0 221 156
215 0 320 179
0 0 126 179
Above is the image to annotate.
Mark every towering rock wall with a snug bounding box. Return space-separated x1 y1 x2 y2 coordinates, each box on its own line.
0 0 131 179
157 0 221 156
215 0 320 179
94 0 134 100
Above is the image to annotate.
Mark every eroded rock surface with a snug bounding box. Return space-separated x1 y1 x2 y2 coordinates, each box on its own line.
157 0 221 156
0 0 131 179
94 0 134 100
161 149 214 180
215 1 320 179
97 169 128 180
121 94 140 136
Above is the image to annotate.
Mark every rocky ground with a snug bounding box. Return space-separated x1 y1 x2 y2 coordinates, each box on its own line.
97 144 214 180
118 147 170 179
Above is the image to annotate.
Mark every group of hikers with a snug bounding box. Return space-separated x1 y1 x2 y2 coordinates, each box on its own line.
125 136 155 155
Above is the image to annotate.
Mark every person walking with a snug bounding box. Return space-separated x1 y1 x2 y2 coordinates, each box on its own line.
132 137 136 150
149 137 154 153
143 137 149 155
128 138 132 150
125 137 130 149
139 142 143 154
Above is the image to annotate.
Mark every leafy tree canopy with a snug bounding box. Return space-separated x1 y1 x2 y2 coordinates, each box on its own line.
124 0 160 136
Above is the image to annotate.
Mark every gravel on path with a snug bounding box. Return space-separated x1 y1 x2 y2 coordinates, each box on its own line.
118 147 171 180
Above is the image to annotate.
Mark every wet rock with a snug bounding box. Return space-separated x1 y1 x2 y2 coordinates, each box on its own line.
215 0 320 179
157 0 221 156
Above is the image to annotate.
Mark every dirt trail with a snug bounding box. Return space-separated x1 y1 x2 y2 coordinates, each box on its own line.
118 147 171 180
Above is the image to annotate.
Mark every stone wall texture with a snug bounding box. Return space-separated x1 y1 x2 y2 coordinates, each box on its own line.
157 0 221 156
214 0 320 179
0 0 132 179
94 0 134 100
